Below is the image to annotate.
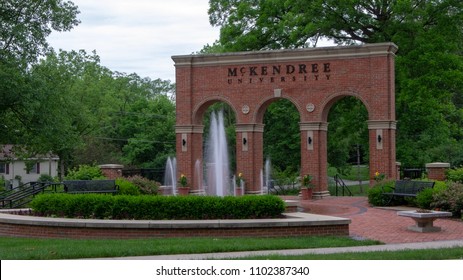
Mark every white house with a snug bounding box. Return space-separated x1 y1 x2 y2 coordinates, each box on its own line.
0 145 59 187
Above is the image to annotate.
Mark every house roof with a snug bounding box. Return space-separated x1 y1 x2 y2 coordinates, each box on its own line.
0 144 59 161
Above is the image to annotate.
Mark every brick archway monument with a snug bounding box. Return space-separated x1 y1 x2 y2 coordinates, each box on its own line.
172 43 398 196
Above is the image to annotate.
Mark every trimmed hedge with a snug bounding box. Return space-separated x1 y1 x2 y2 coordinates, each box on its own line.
30 194 286 220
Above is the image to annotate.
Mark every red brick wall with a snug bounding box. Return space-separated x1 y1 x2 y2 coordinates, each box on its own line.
173 43 398 193
0 221 348 239
426 163 450 181
99 164 123 180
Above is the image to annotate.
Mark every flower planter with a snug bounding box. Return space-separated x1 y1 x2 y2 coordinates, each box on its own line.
301 188 313 200
235 187 243 196
177 187 190 196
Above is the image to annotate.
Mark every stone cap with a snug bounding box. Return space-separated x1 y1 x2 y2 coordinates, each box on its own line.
99 164 124 169
425 162 450 168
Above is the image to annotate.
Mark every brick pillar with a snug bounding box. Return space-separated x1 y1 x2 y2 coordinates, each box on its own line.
175 125 204 194
300 122 329 198
99 164 123 179
368 121 397 185
236 124 264 194
426 162 450 181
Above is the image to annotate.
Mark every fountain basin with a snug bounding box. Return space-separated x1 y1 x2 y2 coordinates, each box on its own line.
0 210 350 239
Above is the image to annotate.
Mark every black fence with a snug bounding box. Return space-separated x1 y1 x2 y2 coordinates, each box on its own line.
400 167 426 180
122 168 165 183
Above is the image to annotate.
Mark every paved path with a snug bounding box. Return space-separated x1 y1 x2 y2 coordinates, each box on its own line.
298 196 463 244
100 196 463 260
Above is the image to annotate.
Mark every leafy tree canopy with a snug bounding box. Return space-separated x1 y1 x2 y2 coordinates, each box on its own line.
0 0 80 64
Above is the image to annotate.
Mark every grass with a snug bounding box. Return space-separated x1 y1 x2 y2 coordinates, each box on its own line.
0 236 380 260
328 165 370 181
3 236 462 260
328 183 369 196
239 247 463 260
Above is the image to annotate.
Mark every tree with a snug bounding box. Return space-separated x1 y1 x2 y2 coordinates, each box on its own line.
327 97 369 174
1 0 80 155
0 0 80 64
263 99 300 174
118 87 176 169
209 0 463 50
27 50 177 172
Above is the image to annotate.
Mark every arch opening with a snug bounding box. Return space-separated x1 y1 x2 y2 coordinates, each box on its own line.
326 96 370 195
262 98 301 194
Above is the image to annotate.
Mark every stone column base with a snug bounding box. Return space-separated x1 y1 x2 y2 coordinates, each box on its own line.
313 191 331 199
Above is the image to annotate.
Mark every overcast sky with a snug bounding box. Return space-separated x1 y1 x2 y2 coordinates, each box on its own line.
48 0 220 82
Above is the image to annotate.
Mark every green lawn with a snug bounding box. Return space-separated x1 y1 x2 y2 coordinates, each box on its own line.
0 236 380 260
328 165 370 181
2 236 462 260
240 247 463 260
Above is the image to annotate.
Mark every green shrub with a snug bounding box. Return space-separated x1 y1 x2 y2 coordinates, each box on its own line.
431 182 463 217
65 165 106 180
367 180 394 206
446 167 463 183
416 188 434 209
116 178 140 196
38 174 55 182
30 194 286 220
416 180 446 209
125 175 159 195
30 194 113 218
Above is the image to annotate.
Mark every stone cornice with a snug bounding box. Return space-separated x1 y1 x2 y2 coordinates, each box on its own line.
367 120 397 130
175 125 204 134
235 124 265 133
172 43 398 67
299 122 329 131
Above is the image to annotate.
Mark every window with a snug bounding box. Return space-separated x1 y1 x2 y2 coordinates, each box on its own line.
26 162 40 174
0 162 9 174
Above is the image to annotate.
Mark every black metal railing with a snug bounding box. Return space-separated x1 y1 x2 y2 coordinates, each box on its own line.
400 167 426 180
0 182 62 209
334 174 353 196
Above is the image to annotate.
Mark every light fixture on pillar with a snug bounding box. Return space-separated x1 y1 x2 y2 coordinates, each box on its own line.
308 136 312 145
182 139 186 147
377 135 382 143
243 137 247 145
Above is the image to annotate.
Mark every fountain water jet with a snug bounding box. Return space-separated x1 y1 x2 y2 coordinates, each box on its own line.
265 157 272 193
163 156 177 195
205 110 230 196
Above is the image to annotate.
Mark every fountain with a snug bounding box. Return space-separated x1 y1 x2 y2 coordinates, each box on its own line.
163 156 177 195
264 157 272 193
260 169 264 194
205 110 230 196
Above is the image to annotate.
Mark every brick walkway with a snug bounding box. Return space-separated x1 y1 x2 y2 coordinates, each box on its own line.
297 196 463 244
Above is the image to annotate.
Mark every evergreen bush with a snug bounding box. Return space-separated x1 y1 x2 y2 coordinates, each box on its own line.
30 194 285 220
